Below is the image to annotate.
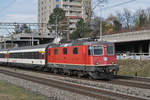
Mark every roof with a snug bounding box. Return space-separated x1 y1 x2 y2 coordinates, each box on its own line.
49 40 113 48
0 40 113 52
0 44 50 51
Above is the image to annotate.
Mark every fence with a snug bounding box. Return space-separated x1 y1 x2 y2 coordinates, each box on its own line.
116 53 150 60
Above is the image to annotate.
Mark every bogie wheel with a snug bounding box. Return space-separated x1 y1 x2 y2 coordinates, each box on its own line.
53 69 58 74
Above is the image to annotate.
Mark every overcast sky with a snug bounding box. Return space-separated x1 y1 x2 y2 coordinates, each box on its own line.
0 0 150 35
1 0 150 23
0 0 37 23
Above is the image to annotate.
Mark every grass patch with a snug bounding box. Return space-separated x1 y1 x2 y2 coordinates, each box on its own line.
117 59 150 77
0 80 51 100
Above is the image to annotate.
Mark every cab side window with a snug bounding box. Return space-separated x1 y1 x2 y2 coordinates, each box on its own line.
63 48 67 55
73 47 78 54
54 49 58 55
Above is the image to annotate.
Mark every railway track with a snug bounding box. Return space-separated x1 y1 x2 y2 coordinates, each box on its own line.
1 66 150 90
0 69 147 100
107 79 150 90
115 75 150 83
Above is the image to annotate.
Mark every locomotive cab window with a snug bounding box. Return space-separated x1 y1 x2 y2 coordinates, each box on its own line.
88 46 103 56
63 48 67 55
73 47 78 54
107 45 114 55
54 49 58 55
93 46 103 55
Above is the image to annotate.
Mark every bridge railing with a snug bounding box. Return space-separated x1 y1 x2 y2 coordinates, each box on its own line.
116 53 149 56
116 53 150 60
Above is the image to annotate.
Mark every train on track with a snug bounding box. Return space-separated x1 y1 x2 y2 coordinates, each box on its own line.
0 40 119 79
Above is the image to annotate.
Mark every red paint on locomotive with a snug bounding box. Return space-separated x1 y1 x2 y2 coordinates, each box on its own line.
47 44 117 67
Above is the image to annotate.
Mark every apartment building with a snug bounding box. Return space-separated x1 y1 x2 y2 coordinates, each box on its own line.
38 0 91 34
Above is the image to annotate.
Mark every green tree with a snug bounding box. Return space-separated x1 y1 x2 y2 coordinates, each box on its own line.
113 20 122 32
13 24 32 34
13 25 21 34
20 24 32 33
48 8 66 33
138 11 147 27
70 19 85 39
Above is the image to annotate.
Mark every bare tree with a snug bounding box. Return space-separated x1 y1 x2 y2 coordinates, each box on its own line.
146 7 150 25
91 17 101 34
134 9 147 27
122 8 133 29
91 0 108 18
116 11 124 24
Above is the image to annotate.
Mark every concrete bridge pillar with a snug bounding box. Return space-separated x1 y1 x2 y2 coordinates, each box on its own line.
149 42 150 55
138 45 143 53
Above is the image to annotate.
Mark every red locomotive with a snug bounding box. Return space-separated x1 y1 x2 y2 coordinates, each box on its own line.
0 40 119 79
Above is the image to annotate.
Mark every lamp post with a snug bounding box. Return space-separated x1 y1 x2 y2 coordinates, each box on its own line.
99 5 104 40
55 15 58 37
32 30 34 46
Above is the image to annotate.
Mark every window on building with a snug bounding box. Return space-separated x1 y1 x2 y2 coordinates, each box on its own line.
73 47 78 54
56 4 59 8
63 48 67 55
54 49 58 55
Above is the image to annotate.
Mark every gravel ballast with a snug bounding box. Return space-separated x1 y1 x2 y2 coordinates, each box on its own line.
0 67 149 100
0 73 99 100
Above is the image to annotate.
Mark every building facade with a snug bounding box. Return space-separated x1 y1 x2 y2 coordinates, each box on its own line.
38 0 91 34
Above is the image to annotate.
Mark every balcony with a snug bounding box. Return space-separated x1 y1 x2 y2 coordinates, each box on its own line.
63 1 82 6
69 24 76 28
69 19 79 23
63 7 82 12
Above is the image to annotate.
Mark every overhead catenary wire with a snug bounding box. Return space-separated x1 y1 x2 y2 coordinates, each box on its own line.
102 0 137 10
0 0 17 15
92 0 137 18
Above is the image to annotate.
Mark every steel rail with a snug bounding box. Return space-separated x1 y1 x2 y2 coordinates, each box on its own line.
0 69 146 100
1 66 150 90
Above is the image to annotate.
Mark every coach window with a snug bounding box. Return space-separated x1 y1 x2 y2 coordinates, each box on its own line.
22 53 24 58
54 49 58 55
73 47 78 54
63 48 67 55
49 49 51 56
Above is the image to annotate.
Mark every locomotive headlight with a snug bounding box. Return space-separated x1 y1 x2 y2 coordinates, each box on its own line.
104 57 108 61
112 62 115 64
96 62 99 65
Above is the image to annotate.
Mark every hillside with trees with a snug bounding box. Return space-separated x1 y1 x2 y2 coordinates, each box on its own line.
47 6 150 40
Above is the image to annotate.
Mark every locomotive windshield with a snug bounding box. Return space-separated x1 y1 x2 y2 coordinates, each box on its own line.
107 45 114 55
88 46 103 55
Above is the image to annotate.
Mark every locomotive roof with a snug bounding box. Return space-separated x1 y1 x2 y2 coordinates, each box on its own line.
0 44 50 51
0 40 113 51
48 40 113 48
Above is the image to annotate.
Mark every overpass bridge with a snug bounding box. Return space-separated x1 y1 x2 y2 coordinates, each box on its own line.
103 30 150 43
102 30 150 55
0 33 54 49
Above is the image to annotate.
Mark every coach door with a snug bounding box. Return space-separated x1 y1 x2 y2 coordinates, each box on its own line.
82 46 87 65
63 48 67 63
51 48 56 62
6 51 9 63
48 48 51 62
